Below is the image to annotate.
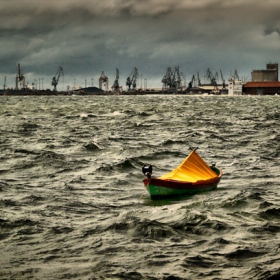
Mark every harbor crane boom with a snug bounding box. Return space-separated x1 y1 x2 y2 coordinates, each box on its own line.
162 67 172 90
99 71 109 91
3 76 6 90
15 63 25 90
162 66 181 92
234 70 240 80
220 70 226 89
52 67 64 91
173 66 181 90
111 68 120 92
126 67 139 90
206 68 218 86
197 72 202 86
180 72 187 89
214 71 219 83
206 68 220 93
188 75 195 89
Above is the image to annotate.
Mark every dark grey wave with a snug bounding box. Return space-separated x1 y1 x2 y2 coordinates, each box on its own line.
0 95 279 279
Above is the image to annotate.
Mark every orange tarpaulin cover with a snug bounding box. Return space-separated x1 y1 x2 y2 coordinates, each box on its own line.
159 150 218 183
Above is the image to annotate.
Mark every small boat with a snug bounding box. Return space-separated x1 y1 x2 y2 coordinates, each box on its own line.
142 148 222 200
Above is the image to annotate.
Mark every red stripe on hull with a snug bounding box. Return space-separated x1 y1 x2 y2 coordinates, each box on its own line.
143 177 221 190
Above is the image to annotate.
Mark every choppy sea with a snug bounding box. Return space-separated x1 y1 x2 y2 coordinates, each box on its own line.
0 95 280 280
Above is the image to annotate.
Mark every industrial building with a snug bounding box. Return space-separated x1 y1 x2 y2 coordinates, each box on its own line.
251 63 278 82
243 82 280 95
243 63 280 95
228 79 243 95
228 70 244 95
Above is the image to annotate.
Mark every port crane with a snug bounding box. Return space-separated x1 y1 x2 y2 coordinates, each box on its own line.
180 72 187 89
188 75 196 89
52 67 64 91
15 63 25 90
197 72 202 86
206 68 218 86
162 67 181 92
234 70 240 80
206 68 219 93
126 67 138 90
220 70 226 89
111 68 120 92
174 66 182 90
99 71 109 91
206 68 219 85
3 76 6 90
162 67 172 90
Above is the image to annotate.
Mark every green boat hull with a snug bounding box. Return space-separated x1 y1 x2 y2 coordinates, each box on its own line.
143 166 222 200
145 181 219 200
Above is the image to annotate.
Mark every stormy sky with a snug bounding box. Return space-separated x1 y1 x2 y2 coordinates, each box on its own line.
1 0 280 90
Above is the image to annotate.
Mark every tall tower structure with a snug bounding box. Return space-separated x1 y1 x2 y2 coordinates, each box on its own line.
15 63 25 90
99 71 109 91
111 68 120 92
3 76 6 90
266 62 278 80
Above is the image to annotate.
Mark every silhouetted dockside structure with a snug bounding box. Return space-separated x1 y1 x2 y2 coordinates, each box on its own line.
1 62 280 96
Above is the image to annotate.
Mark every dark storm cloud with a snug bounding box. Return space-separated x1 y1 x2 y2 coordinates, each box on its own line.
1 0 280 89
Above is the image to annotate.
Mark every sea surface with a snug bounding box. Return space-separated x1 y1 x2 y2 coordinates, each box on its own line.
0 95 279 280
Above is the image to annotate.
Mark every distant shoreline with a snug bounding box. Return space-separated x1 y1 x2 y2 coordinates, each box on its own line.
0 91 218 96
1 88 278 96
0 88 225 96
